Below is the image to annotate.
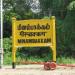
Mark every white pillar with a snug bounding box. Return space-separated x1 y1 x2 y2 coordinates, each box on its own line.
0 0 3 68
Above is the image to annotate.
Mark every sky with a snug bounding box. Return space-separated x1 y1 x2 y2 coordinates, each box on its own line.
29 0 41 13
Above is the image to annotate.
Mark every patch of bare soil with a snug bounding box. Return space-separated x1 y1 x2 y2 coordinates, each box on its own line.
0 65 75 75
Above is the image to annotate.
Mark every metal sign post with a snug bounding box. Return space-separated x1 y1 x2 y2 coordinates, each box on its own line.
0 0 3 68
0 48 3 68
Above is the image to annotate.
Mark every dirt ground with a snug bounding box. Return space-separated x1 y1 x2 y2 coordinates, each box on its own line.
0 65 75 75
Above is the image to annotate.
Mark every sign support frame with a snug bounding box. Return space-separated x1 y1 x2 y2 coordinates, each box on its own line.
51 16 56 62
12 18 16 69
12 16 56 69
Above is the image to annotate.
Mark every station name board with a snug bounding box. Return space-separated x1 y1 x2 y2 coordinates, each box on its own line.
12 18 54 47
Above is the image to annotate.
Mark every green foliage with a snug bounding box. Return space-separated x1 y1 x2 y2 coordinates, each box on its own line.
3 37 75 65
16 52 52 63
4 52 12 65
57 57 75 64
43 16 50 19
67 1 75 10
3 38 53 64
16 47 53 62
3 0 75 65
39 0 53 10
60 1 75 57
3 0 33 37
56 18 65 56
3 38 12 52
53 0 65 10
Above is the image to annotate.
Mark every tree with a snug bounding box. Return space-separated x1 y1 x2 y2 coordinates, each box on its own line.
3 0 33 37
61 1 75 57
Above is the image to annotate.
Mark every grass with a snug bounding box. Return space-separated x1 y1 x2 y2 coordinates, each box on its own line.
3 52 12 65
3 51 75 65
3 38 75 65
57 57 75 64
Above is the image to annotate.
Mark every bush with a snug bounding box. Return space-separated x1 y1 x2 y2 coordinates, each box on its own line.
3 38 53 65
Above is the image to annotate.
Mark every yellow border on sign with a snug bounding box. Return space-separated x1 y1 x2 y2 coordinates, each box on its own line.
12 17 16 63
51 16 56 61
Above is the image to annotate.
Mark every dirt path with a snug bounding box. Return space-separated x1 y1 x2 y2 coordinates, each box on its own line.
0 65 75 75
